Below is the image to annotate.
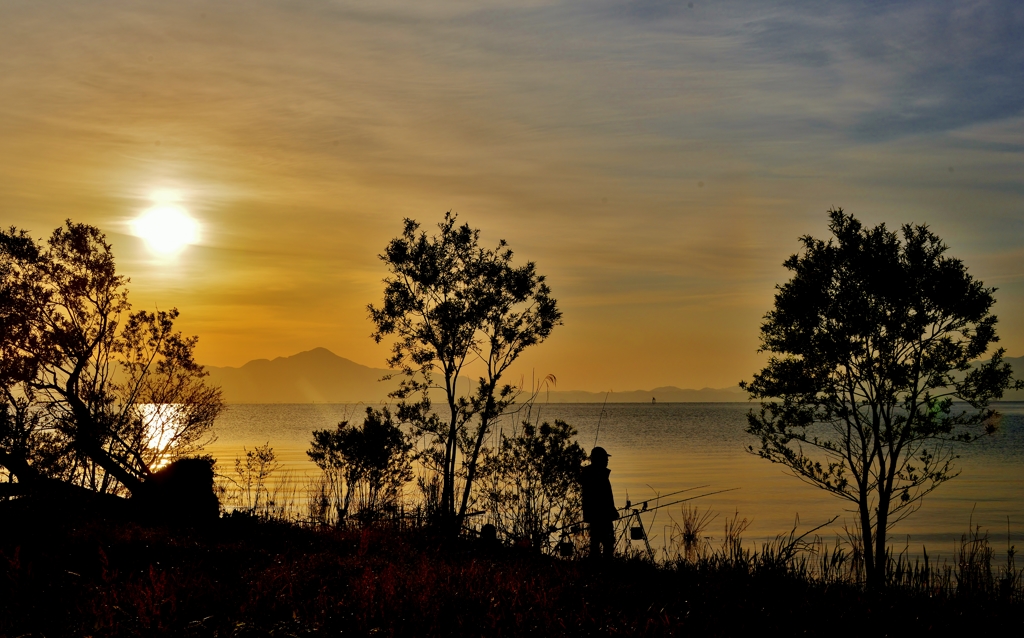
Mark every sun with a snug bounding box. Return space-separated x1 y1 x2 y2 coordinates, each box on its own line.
132 201 201 256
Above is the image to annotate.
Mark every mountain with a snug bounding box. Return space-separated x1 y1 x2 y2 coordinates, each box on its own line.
202 350 1024 404
204 348 399 404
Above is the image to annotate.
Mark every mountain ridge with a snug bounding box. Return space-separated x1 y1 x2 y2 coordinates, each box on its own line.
203 349 1024 404
203 348 750 404
204 348 399 404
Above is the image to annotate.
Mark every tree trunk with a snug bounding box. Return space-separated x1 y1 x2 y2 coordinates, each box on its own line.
438 368 459 521
457 383 497 523
456 424 486 522
65 391 145 496
873 493 891 590
0 449 39 487
860 496 878 590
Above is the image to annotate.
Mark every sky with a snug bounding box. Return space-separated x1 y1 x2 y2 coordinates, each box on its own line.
1 0 1022 392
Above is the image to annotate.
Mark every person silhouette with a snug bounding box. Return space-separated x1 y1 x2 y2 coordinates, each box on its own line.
581 446 618 559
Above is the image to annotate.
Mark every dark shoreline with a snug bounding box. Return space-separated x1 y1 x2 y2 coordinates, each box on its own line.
2 496 1021 636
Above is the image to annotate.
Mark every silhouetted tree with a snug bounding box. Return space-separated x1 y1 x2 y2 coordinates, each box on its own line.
308 407 413 523
368 213 560 526
0 227 61 493
0 222 223 499
742 208 1021 590
479 419 586 552
231 442 281 517
456 243 561 521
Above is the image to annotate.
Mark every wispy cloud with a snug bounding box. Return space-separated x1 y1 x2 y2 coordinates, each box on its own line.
1 0 1021 389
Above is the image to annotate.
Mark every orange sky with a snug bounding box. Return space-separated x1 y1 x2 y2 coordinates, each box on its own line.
3 1 1022 391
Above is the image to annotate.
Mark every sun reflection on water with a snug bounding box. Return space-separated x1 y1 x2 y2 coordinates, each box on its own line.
137 403 182 470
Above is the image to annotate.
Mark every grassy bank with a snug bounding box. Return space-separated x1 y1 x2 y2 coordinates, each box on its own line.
1 498 1022 636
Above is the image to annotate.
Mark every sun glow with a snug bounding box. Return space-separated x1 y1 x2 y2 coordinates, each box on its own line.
132 198 200 256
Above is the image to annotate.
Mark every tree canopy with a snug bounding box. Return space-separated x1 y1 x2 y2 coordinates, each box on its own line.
742 208 1020 589
308 406 413 522
0 221 222 499
368 212 561 525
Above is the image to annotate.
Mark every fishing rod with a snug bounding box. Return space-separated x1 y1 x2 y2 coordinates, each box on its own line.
555 487 740 534
617 484 711 513
622 487 740 515
593 390 611 447
614 487 738 561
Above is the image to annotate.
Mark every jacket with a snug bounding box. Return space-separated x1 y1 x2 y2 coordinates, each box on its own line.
581 464 618 523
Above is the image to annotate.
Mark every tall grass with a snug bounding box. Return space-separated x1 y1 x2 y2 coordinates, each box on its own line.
216 443 1022 602
216 443 308 522
656 506 1023 601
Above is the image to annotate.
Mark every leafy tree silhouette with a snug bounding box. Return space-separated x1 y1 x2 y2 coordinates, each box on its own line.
742 208 1021 589
308 407 413 523
479 419 586 553
0 222 222 500
368 212 561 527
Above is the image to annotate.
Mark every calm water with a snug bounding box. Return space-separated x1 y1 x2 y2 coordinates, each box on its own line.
207 402 1024 555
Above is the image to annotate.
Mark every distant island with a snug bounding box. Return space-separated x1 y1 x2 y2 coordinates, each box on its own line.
204 347 752 404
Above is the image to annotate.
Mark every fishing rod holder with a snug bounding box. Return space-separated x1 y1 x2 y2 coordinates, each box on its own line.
620 507 654 558
622 500 650 540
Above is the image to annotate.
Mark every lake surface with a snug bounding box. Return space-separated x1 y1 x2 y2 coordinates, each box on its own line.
207 402 1024 557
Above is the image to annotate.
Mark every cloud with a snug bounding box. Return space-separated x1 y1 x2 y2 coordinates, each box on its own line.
1 0 1021 387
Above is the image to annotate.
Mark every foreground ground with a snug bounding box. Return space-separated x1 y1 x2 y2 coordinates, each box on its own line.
1 496 1021 637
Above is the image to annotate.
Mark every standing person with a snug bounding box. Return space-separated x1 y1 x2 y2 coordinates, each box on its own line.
581 447 618 559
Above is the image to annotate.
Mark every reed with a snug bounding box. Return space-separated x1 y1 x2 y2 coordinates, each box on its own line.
664 504 717 563
656 505 1023 602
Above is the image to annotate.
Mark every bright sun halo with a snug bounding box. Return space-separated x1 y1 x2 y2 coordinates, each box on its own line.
132 202 200 256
